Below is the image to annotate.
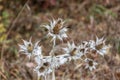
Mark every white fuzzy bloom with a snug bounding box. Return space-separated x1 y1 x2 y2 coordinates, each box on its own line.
19 38 42 59
34 61 53 77
85 58 98 71
63 42 81 60
43 18 68 42
89 37 110 56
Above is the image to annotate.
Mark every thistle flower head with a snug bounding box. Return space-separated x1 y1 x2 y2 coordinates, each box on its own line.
43 18 68 42
63 42 81 60
19 38 42 59
90 37 110 56
85 58 98 71
34 61 52 77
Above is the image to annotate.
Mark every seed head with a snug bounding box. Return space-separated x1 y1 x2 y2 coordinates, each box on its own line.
39 66 45 72
27 43 34 53
70 48 77 56
53 19 62 34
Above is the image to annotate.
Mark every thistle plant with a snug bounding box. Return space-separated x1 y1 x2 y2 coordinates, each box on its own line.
19 18 110 80
19 37 42 59
43 18 68 47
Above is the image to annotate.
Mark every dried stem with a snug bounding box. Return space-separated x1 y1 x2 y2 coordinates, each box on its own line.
52 40 56 80
0 0 30 73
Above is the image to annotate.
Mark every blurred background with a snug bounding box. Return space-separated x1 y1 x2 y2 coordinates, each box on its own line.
0 0 120 80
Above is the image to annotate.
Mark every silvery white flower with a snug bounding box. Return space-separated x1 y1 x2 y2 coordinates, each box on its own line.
90 37 110 56
96 45 110 56
85 58 98 71
19 38 42 59
63 42 81 60
34 61 53 77
43 18 68 42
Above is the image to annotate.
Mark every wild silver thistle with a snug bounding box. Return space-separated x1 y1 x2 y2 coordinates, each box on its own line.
43 18 68 46
34 61 53 77
85 58 98 71
89 37 110 56
63 42 82 61
18 18 111 80
19 38 42 59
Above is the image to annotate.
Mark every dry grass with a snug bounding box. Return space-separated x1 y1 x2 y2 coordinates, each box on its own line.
0 0 120 80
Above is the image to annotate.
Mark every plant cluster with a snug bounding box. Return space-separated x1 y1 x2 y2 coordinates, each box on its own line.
19 18 110 80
